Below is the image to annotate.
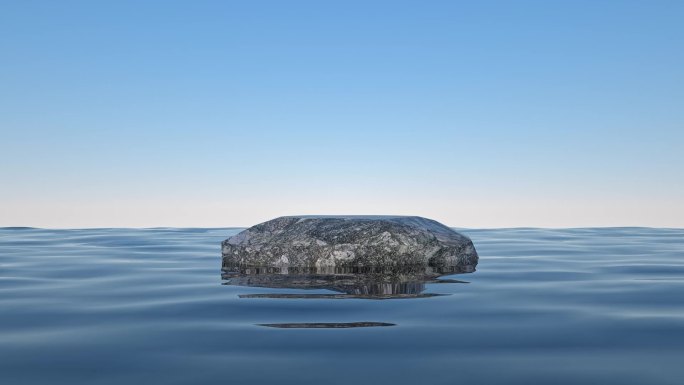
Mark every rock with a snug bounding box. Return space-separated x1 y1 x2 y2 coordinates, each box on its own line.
221 215 478 268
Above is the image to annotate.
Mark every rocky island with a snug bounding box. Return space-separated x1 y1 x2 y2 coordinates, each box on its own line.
221 215 478 268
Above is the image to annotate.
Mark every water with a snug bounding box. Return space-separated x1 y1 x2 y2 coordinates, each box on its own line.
1 227 683 385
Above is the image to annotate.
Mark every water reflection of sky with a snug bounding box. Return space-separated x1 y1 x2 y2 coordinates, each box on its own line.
1 227 684 384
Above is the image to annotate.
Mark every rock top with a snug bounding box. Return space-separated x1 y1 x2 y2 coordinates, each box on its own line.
222 216 478 268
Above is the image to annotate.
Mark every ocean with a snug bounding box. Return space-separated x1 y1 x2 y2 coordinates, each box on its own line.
1 227 683 384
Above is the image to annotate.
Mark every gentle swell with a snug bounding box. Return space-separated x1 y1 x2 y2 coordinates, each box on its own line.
1 227 683 385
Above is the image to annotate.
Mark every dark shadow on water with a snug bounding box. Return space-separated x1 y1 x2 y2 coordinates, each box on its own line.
221 264 476 299
239 293 447 299
258 322 396 329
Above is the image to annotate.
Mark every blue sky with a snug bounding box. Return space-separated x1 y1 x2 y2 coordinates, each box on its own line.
1 0 682 228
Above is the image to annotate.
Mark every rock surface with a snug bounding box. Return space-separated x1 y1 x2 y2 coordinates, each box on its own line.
221 216 478 268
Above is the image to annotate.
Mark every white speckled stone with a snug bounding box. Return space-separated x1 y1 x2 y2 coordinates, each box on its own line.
222 216 478 268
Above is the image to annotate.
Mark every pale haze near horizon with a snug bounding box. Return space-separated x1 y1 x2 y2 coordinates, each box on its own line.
1 1 683 229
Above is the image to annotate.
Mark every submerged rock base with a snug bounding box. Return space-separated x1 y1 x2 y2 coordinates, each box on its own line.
221 264 475 298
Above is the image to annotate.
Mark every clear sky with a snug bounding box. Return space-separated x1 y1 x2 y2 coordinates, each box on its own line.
1 0 683 228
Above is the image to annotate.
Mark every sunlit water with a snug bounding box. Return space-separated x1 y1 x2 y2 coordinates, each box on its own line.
1 227 683 385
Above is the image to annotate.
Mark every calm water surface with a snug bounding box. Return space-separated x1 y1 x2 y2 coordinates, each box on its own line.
1 227 683 384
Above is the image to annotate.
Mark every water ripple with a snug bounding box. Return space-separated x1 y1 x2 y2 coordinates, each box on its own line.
1 227 683 384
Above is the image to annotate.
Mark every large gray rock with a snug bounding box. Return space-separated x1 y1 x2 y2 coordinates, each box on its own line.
221 216 478 268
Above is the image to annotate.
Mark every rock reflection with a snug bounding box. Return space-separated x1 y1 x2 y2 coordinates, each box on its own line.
221 264 476 299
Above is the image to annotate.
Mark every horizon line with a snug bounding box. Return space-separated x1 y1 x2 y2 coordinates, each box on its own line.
2 226 682 231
